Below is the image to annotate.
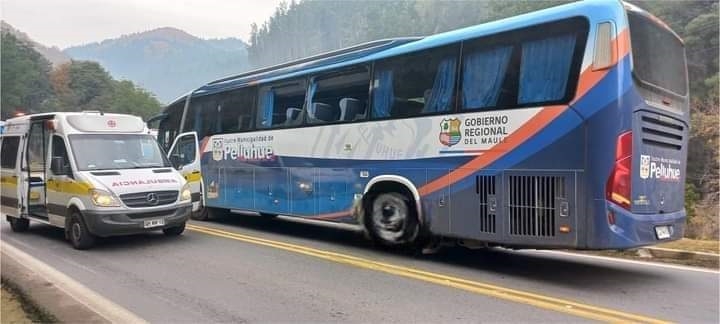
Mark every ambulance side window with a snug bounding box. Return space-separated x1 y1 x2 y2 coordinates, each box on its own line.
169 134 196 168
0 137 20 169
50 136 71 176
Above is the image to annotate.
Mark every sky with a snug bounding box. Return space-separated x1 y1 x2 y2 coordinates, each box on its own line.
0 0 284 48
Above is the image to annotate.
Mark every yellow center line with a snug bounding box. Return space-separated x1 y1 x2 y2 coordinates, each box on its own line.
187 224 671 324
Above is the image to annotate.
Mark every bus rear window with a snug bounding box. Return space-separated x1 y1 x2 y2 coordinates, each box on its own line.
628 12 688 96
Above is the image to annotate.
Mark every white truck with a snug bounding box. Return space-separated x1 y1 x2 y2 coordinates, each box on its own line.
0 112 192 249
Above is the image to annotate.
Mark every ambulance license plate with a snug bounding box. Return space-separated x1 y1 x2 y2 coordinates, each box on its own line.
655 225 671 240
144 218 165 228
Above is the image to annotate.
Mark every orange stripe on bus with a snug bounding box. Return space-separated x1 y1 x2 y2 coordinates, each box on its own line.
419 106 566 196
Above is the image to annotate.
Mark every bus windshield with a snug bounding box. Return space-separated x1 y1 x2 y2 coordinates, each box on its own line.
628 12 688 96
69 134 171 171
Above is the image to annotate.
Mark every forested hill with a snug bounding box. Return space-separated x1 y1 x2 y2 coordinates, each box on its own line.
248 0 718 239
1 21 71 67
64 27 250 103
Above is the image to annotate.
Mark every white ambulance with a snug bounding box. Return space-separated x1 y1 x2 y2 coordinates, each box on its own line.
0 112 192 249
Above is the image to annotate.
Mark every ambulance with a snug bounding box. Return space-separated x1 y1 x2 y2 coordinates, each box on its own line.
0 112 192 249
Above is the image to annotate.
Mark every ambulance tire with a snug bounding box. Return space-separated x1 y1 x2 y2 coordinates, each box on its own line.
68 212 96 250
163 222 186 236
8 217 29 232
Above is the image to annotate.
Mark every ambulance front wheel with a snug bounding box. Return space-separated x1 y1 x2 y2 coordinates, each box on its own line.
68 211 96 250
7 216 29 232
163 222 186 236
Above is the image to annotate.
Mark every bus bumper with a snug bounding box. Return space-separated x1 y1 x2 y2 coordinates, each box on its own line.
587 200 686 250
81 204 191 238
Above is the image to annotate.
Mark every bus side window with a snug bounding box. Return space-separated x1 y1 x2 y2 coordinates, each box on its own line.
256 80 306 129
309 67 370 124
218 87 256 133
461 45 514 111
372 45 459 119
517 33 577 104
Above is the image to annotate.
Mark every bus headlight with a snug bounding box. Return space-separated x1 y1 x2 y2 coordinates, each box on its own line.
180 183 192 202
90 189 120 207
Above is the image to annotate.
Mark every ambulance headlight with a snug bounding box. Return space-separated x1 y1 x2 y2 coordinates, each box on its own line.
180 183 192 202
90 189 120 207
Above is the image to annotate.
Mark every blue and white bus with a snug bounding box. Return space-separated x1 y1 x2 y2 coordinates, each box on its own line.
152 0 689 250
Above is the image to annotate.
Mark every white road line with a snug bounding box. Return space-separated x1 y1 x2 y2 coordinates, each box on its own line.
1 241 148 324
532 250 720 274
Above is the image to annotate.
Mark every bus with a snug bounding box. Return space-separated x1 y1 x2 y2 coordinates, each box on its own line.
151 0 689 250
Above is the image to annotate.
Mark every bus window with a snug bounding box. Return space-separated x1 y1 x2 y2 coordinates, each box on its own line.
461 18 586 110
372 45 459 119
461 45 514 110
218 87 256 133
518 33 577 104
309 67 370 124
158 101 184 152
185 95 219 140
257 80 307 129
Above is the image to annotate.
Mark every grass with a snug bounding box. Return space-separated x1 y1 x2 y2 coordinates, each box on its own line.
0 278 58 323
657 238 719 254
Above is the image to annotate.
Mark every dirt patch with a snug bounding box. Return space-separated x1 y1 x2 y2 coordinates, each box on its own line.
1 279 57 323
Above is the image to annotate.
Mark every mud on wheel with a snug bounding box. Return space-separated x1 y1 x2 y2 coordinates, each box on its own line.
363 192 420 247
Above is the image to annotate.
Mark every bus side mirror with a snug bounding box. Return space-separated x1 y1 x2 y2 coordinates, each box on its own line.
51 156 69 176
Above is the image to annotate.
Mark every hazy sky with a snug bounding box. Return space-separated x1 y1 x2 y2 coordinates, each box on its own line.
1 0 284 48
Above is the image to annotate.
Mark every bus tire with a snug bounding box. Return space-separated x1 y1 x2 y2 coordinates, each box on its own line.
8 217 29 232
364 192 420 247
163 222 186 236
68 211 95 250
191 207 210 221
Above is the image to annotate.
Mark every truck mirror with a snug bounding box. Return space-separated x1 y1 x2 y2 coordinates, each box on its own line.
169 154 183 170
51 156 68 175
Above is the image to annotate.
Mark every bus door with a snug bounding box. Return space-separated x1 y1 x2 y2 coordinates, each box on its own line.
24 120 50 219
168 132 201 211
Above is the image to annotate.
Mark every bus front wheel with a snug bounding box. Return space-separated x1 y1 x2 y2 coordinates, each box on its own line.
192 207 210 221
364 192 420 247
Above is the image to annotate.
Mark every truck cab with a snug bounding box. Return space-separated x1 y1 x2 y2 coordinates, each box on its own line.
0 112 192 249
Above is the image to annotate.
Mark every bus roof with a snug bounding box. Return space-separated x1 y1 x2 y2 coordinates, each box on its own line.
179 0 633 100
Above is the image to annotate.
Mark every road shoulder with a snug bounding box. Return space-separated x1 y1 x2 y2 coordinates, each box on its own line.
1 242 147 324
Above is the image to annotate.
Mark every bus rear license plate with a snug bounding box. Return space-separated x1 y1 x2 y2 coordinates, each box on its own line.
655 225 671 240
144 218 165 228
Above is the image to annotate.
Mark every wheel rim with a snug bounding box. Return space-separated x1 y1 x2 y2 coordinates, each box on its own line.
72 222 82 242
371 194 408 243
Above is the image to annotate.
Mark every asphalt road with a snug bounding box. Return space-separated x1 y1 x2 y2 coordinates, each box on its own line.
1 214 718 323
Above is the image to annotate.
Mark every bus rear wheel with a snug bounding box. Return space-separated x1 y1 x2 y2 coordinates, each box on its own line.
7 216 29 232
364 192 420 247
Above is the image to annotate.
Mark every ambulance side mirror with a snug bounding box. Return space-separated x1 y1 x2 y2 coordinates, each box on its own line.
51 156 69 176
169 154 183 170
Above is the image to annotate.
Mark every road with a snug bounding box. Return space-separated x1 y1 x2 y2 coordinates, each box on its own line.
1 214 718 323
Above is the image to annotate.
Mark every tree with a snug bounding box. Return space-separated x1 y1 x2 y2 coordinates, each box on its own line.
109 80 162 120
1 33 52 118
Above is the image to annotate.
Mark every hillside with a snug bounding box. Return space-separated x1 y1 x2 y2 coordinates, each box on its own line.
64 27 250 103
0 21 71 67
